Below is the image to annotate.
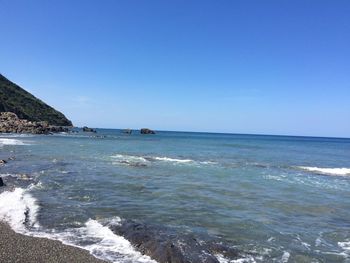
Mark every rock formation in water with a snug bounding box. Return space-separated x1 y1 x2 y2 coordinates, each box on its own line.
110 219 240 263
82 126 96 133
0 112 68 134
140 128 156 134
0 74 72 126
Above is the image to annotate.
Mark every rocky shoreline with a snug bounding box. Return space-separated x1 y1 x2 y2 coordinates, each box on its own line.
0 112 70 134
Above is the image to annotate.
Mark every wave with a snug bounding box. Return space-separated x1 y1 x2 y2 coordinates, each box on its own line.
0 188 39 232
339 239 350 250
152 156 193 163
0 133 34 138
0 187 157 263
215 253 257 263
111 154 216 167
111 154 149 167
297 166 350 176
0 138 31 146
41 219 157 263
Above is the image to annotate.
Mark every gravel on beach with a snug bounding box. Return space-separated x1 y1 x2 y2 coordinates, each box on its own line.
0 222 106 263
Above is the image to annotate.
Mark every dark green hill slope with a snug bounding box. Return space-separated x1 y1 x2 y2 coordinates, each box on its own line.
0 74 72 126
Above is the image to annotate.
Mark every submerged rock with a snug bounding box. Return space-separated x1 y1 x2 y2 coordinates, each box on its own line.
0 112 69 134
140 128 156 134
109 219 240 263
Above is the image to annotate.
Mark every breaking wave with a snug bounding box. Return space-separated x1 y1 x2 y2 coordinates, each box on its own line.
111 153 216 167
0 188 39 232
297 166 350 176
0 187 156 263
0 138 31 146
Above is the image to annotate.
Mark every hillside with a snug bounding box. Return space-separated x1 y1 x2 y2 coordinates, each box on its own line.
0 74 72 126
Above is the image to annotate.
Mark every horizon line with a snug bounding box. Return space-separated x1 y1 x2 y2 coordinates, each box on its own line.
74 126 350 140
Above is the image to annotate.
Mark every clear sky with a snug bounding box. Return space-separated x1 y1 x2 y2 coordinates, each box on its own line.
1 0 349 137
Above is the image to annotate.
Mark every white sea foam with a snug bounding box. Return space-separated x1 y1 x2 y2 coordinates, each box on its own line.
281 251 290 263
30 219 157 263
338 240 350 253
76 219 157 262
298 166 350 176
111 154 148 163
0 188 40 232
111 154 149 167
0 133 33 138
153 156 193 163
0 138 30 146
0 188 157 263
215 253 257 263
153 156 217 165
111 153 216 167
0 173 13 177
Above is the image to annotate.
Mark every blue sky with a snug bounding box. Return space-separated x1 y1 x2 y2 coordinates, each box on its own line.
1 0 349 137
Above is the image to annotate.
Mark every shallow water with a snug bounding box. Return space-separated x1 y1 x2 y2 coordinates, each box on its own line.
0 130 350 262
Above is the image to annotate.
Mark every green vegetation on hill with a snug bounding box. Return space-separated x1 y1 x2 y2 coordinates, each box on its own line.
0 74 72 126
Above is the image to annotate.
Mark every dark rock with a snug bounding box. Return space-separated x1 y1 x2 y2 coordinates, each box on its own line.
82 126 97 133
0 159 7 165
0 177 4 187
0 112 69 134
140 128 156 134
109 220 240 263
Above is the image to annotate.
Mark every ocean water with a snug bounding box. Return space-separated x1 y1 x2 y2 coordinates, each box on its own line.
0 130 350 262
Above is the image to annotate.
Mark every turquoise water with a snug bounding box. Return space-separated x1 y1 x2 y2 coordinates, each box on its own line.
1 130 350 262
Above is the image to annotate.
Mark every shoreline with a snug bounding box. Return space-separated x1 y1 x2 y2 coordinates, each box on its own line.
0 222 106 263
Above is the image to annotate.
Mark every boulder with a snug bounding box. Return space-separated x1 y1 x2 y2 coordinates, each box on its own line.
110 220 240 263
140 128 156 134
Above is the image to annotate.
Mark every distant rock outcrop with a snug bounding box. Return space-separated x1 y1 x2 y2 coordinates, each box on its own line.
0 74 72 126
0 112 68 134
82 126 96 133
140 128 156 134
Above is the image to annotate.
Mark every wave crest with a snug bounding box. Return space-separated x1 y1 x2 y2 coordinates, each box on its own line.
298 166 350 176
0 138 30 146
0 188 39 232
0 187 156 262
111 154 216 167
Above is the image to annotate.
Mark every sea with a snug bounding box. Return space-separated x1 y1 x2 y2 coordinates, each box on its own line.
0 130 349 263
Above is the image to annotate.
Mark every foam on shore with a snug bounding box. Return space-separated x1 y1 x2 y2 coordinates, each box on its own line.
0 187 157 263
0 188 39 231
